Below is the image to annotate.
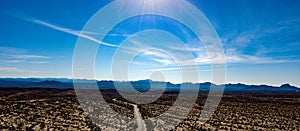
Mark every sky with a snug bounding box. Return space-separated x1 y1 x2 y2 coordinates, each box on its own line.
0 0 299 87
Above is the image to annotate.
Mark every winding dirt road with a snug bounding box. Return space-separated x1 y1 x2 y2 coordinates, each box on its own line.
113 99 146 131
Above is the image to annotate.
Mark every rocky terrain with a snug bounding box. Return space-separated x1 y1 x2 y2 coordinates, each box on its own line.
0 87 299 130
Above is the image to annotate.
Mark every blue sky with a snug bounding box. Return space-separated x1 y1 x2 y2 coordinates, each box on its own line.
0 0 299 86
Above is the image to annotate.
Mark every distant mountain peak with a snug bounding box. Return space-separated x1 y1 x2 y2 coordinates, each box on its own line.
280 83 297 88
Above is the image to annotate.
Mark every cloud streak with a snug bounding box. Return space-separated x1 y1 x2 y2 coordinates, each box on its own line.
0 47 26 54
0 47 50 64
4 54 50 59
0 60 48 64
13 14 118 47
32 19 118 47
221 19 300 60
123 36 295 68
0 66 42 73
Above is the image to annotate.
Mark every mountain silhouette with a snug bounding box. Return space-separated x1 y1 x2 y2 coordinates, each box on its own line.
0 78 299 92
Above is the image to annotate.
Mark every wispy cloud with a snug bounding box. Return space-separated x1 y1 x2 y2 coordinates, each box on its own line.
124 34 295 67
151 58 174 65
0 48 46 74
146 65 226 72
222 18 299 54
117 37 177 66
0 66 42 73
0 67 18 71
217 19 300 65
146 67 180 72
32 19 117 47
13 15 118 47
4 54 50 59
0 47 50 64
0 47 27 54
146 68 221 72
0 60 48 64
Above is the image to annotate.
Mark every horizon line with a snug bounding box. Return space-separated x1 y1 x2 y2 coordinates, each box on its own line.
0 77 299 88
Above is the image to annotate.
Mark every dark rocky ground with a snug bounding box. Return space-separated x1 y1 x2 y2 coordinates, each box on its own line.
0 87 299 130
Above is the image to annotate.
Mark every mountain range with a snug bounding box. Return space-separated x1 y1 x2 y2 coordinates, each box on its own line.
0 78 299 92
